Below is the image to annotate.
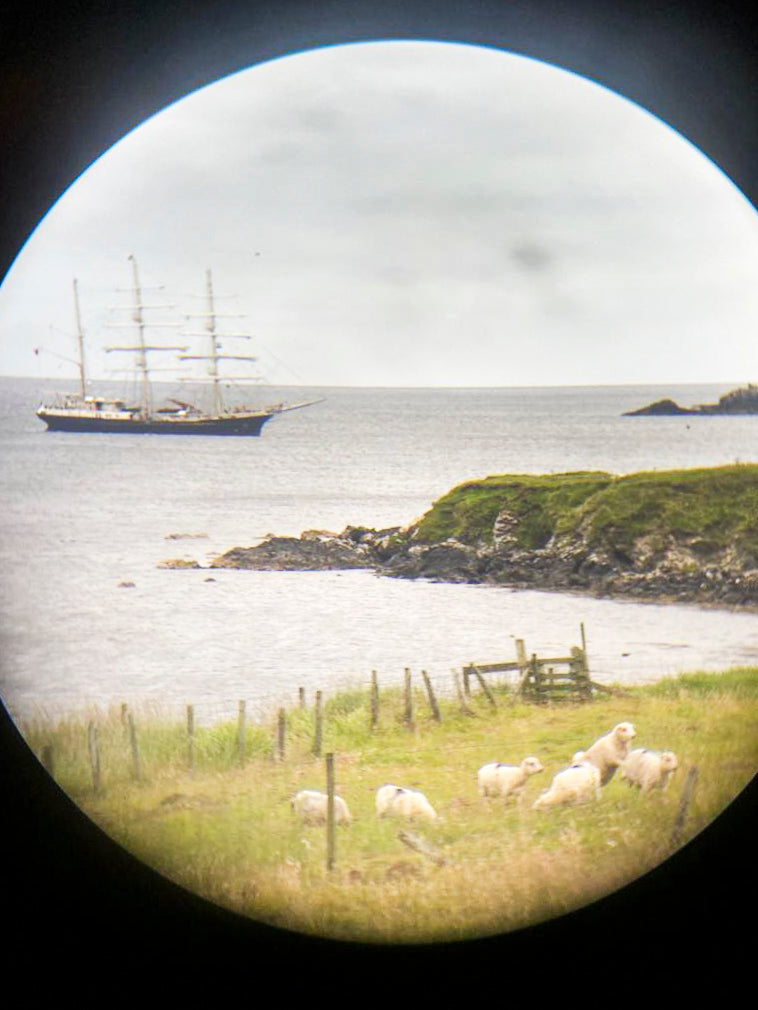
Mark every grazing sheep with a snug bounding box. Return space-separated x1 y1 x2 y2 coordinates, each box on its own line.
292 789 351 826
375 783 438 821
532 760 602 809
477 756 544 800
620 749 679 792
581 722 637 786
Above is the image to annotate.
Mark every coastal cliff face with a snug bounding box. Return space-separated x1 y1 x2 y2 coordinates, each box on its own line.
210 465 758 610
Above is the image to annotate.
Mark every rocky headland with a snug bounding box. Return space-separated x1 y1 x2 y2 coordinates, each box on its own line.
205 464 758 611
624 383 758 416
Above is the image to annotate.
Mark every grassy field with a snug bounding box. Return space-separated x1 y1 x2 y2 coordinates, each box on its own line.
21 666 758 945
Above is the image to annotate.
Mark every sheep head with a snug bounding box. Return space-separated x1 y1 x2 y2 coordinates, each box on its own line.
521 756 544 776
614 722 637 742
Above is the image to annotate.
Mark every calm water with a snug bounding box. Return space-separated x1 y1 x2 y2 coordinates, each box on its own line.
1 377 757 726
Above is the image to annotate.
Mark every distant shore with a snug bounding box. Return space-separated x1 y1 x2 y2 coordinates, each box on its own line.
623 383 758 416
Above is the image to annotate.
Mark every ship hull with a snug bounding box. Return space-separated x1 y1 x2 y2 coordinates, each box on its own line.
37 409 273 436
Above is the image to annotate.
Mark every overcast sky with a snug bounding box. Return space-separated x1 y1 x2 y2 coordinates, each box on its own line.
1 39 757 388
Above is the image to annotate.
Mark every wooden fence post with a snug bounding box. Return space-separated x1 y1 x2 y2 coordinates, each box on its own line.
531 654 543 702
276 707 286 762
515 640 529 694
463 664 471 696
325 752 336 872
422 670 441 722
453 670 475 716
370 670 379 731
299 687 306 710
472 665 497 709
571 646 592 700
237 700 246 766
128 713 142 782
671 766 699 848
87 722 101 794
313 690 323 757
404 668 414 729
398 829 446 866
187 704 195 776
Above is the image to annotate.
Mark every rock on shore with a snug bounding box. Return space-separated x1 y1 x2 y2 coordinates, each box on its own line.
210 528 381 571
209 525 758 610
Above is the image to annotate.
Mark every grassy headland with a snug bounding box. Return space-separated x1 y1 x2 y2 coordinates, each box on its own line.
210 464 758 608
412 463 758 557
23 666 758 944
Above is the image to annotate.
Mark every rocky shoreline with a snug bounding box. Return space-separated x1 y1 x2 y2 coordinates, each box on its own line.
207 521 758 612
162 465 758 612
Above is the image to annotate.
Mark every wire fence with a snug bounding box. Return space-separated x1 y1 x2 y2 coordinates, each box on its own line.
18 626 617 802
14 662 526 732
19 665 523 795
10 625 602 732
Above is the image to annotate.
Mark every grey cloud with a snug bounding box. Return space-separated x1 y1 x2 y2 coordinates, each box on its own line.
511 242 552 271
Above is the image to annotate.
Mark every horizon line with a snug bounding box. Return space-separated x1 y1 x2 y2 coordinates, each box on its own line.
1 373 752 392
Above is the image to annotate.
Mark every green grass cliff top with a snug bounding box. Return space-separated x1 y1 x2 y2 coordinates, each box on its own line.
412 463 758 556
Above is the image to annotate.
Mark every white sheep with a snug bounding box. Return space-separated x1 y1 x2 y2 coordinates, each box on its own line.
580 721 637 786
375 783 438 821
532 760 602 808
292 789 351 826
477 756 544 800
620 749 679 792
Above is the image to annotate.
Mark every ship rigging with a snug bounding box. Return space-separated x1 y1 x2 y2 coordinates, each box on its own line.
36 256 323 435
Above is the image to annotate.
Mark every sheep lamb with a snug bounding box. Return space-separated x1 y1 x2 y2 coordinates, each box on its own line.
375 783 438 821
292 789 351 826
581 721 637 786
477 756 544 799
620 749 679 792
532 760 602 808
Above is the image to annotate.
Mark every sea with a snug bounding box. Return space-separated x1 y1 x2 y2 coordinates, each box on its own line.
1 376 757 730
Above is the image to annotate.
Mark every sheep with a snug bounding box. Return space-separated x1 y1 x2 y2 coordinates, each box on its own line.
580 721 637 786
292 789 351 826
532 760 602 808
375 783 438 821
620 749 679 792
477 756 544 800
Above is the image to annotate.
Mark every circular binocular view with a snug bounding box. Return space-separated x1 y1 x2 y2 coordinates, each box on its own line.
1 39 757 946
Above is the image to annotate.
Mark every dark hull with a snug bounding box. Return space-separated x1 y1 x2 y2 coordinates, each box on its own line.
38 411 273 436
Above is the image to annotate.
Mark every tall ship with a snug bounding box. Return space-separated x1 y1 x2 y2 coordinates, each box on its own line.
36 256 323 435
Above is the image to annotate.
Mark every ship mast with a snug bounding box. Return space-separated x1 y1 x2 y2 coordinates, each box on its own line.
72 277 87 399
105 255 187 418
180 268 260 415
205 268 222 416
129 254 151 416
